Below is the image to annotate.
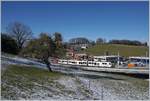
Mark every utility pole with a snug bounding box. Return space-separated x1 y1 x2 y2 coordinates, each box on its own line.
146 51 148 67
87 54 89 67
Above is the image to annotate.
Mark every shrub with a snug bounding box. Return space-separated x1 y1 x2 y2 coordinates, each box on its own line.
1 34 19 54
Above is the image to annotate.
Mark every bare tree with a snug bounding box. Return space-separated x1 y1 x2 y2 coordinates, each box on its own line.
96 38 104 44
6 22 33 49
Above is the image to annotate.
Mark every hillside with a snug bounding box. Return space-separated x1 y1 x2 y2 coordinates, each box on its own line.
1 65 95 100
82 44 149 57
1 54 149 100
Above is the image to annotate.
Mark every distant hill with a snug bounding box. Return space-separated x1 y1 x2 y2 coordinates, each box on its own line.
81 44 149 57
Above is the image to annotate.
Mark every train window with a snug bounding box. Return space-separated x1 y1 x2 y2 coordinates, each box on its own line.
102 63 107 65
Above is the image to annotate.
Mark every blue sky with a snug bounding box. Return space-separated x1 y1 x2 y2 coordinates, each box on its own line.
1 1 149 42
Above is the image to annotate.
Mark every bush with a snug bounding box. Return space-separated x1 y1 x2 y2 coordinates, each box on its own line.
1 34 19 54
108 39 143 46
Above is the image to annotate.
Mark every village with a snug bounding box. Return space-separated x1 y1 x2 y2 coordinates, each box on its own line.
55 43 149 69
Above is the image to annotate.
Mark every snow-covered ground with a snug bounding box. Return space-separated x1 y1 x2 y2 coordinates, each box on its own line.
1 54 149 100
1 55 46 69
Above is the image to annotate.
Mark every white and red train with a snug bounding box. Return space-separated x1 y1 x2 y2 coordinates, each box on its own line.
58 59 112 68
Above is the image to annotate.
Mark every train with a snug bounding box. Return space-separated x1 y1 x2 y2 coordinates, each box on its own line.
58 59 112 68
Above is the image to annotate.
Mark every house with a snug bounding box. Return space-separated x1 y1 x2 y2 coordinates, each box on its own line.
74 53 88 60
70 44 90 51
66 48 75 59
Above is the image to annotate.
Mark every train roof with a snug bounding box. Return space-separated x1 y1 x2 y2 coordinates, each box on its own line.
129 56 149 60
93 55 121 58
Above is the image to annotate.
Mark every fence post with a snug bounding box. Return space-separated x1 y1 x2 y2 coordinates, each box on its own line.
101 85 104 100
89 79 90 89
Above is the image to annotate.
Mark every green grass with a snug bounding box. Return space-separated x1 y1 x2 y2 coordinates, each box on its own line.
1 65 64 99
2 65 94 100
2 65 62 78
82 44 149 57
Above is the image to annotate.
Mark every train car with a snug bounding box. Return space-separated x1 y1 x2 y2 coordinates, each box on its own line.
96 61 112 67
68 60 77 65
58 59 68 64
88 61 112 67
76 60 88 66
88 61 95 66
129 56 149 66
58 59 112 67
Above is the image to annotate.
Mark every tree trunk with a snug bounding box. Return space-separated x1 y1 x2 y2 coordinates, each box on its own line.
44 59 52 72
46 63 52 71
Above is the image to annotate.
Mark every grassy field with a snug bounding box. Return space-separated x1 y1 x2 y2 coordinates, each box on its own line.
1 65 149 100
1 65 64 100
81 44 149 57
1 65 93 100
